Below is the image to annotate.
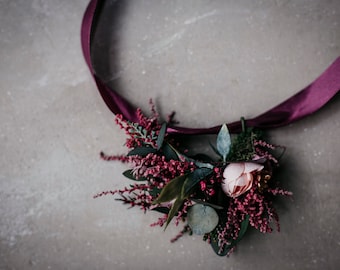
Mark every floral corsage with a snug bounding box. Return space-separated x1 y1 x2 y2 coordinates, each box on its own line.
95 101 292 256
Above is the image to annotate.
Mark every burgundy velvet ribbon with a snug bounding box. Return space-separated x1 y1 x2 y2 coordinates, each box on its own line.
81 0 340 135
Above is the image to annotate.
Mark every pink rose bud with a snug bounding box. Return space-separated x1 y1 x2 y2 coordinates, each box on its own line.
221 162 264 198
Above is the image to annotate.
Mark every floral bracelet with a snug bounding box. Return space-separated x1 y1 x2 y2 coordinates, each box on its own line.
95 100 292 256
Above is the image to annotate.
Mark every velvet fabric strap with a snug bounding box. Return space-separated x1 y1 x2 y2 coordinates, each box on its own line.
81 0 340 135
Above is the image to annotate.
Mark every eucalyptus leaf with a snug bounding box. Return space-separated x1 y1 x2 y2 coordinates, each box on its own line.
187 204 219 235
156 122 167 150
194 161 214 169
191 199 223 210
217 124 231 162
209 141 221 157
127 146 157 157
153 174 187 204
181 168 212 198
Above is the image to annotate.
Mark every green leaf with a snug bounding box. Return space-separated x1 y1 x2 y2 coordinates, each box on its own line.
191 199 223 210
210 215 250 256
217 124 231 162
187 204 219 235
235 215 249 244
209 141 221 157
127 146 157 157
191 153 214 162
210 236 231 256
153 174 187 204
156 122 167 150
182 168 212 198
164 197 185 230
122 169 136 180
161 142 179 161
149 187 161 198
122 170 146 181
194 161 214 169
150 207 169 214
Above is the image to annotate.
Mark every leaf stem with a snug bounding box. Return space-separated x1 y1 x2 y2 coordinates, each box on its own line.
241 117 246 133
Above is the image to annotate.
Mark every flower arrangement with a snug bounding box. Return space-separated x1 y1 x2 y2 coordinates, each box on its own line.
95 100 292 256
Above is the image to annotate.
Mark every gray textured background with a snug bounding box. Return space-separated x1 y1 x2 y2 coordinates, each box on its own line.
1 0 340 269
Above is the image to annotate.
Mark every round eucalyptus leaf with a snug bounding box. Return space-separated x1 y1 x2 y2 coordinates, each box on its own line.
187 204 219 235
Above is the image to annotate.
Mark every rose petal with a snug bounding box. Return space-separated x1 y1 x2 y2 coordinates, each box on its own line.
243 174 253 192
234 174 248 186
223 163 245 180
243 162 264 174
232 185 242 197
221 179 234 196
237 185 247 196
237 175 253 194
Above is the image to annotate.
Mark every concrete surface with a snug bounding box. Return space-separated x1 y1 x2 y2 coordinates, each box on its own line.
1 0 339 269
